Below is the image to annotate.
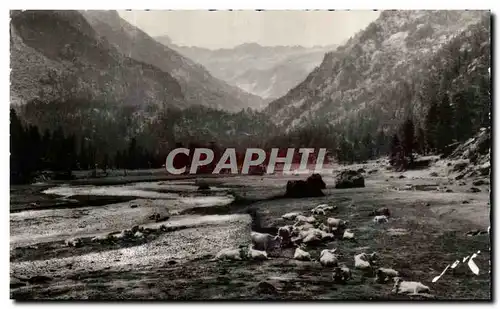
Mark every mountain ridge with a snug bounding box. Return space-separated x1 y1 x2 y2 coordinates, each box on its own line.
156 35 338 101
265 10 489 131
82 10 264 111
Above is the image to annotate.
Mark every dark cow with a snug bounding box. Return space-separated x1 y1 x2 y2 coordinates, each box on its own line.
285 173 326 198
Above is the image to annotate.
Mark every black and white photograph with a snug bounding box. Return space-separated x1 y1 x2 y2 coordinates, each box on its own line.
8 8 492 301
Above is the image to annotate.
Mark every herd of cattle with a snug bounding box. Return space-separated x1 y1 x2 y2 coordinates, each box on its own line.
212 203 432 296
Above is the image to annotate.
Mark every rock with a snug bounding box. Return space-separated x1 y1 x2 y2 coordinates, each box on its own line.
425 202 431 207
249 164 266 176
429 172 439 177
368 169 379 174
335 170 365 189
453 161 469 172
447 162 452 167
478 162 490 176
357 168 366 173
28 275 52 284
398 175 406 179
10 278 27 288
445 189 453 193
285 173 326 198
167 260 177 265
256 281 278 295
473 179 489 186
455 173 465 180
466 229 488 236
130 204 138 208
469 187 481 193
462 200 470 204
369 207 390 217
197 183 210 191
149 212 170 222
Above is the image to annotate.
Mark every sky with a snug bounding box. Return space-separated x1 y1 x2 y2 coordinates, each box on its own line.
118 10 380 49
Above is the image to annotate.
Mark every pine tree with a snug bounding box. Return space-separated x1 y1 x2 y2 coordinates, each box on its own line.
401 118 415 165
389 134 402 167
452 91 472 142
415 127 426 155
425 100 439 153
436 94 454 152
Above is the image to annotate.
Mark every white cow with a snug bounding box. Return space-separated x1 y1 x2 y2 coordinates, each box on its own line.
295 215 316 224
91 235 107 242
247 248 269 261
373 215 389 224
319 249 339 267
65 237 82 247
392 277 430 294
343 229 355 240
294 247 312 261
213 248 242 261
251 232 282 253
282 212 301 220
327 217 348 229
375 267 399 283
354 252 377 269
333 265 352 283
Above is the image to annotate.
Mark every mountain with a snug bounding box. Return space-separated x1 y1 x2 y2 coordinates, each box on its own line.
10 10 185 108
81 11 264 111
265 10 489 132
157 39 337 102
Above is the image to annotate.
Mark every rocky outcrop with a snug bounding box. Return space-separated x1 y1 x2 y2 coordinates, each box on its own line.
285 173 326 198
335 170 365 189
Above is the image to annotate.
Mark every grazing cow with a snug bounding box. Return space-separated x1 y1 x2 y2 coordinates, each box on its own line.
213 248 242 261
251 232 282 253
311 208 326 215
294 247 312 261
282 212 301 220
65 237 82 247
354 252 378 270
278 225 293 247
343 229 355 240
327 217 348 230
295 215 316 224
91 235 107 243
369 207 391 217
373 215 389 224
247 248 269 261
320 249 339 267
333 265 352 283
313 204 336 214
375 268 399 283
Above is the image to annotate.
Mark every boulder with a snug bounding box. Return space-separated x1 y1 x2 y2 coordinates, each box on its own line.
473 179 489 186
469 187 481 193
335 170 365 189
256 281 278 295
197 183 210 191
285 173 326 198
10 277 27 288
453 161 469 172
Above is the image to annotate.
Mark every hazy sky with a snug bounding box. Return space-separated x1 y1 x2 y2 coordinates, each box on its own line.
118 10 380 49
